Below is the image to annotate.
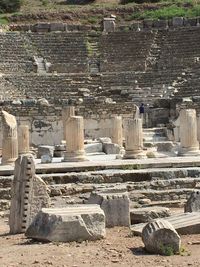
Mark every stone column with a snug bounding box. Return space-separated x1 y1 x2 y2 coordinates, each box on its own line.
197 115 200 143
111 116 125 154
179 109 200 156
63 116 87 162
62 106 75 140
124 118 145 159
2 111 18 165
18 125 30 155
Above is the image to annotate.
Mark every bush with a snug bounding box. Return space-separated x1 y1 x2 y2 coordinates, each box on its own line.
0 0 22 13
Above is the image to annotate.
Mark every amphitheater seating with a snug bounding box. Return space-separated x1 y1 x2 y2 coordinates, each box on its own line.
1 27 200 107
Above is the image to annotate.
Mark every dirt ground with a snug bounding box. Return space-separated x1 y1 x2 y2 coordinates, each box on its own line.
1 218 200 267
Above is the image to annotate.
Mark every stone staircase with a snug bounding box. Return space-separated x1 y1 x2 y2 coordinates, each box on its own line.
0 165 199 212
87 33 101 73
145 30 161 70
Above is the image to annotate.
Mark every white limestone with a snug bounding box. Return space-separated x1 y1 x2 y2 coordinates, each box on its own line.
18 125 30 155
25 205 106 242
124 118 146 159
179 109 200 156
63 116 87 162
2 110 18 165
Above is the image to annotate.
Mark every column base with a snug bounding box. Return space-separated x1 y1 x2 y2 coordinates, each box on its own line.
62 151 88 162
1 158 17 165
178 147 200 157
123 150 146 159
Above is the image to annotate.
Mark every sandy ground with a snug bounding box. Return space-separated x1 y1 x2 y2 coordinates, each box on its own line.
1 218 200 267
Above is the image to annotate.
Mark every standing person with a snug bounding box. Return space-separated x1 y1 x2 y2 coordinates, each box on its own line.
139 103 144 120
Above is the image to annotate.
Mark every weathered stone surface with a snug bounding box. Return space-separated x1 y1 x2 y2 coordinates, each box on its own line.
98 137 112 144
88 191 130 227
172 17 184 27
103 143 120 154
142 219 181 255
157 141 174 152
18 125 30 155
131 212 200 236
37 146 54 159
2 110 18 165
54 144 66 157
85 143 103 153
63 116 87 162
124 118 145 159
179 109 200 156
41 154 52 163
185 190 200 212
103 18 115 33
25 205 106 242
9 154 50 234
130 206 171 224
62 106 75 140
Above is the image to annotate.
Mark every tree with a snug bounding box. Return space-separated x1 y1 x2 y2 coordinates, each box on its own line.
0 0 22 13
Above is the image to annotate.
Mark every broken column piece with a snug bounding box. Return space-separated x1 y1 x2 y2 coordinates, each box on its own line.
111 115 125 154
62 106 75 140
179 109 200 156
18 125 30 155
124 118 145 159
9 154 50 234
142 219 181 255
63 116 87 162
2 110 18 165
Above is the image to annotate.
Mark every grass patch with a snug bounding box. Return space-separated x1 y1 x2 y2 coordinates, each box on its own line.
0 15 8 24
127 5 186 20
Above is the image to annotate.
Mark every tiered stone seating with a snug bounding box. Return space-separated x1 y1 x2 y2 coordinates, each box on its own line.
5 74 101 103
0 33 34 73
101 70 179 105
27 32 88 73
2 27 200 109
156 28 200 70
100 31 155 72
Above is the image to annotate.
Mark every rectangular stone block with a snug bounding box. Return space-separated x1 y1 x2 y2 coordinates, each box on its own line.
153 19 168 29
103 18 115 33
50 23 65 32
88 191 130 227
25 205 106 242
172 17 184 27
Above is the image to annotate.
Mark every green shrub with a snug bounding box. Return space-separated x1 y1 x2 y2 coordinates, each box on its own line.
160 244 175 256
0 0 22 13
0 16 8 25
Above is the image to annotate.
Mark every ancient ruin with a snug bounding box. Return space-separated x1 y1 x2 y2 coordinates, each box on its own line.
1 111 18 165
1 1 200 264
9 154 50 234
18 125 30 155
63 115 87 162
26 205 106 242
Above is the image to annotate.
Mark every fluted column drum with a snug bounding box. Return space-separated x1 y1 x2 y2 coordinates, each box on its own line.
62 106 75 140
63 116 87 162
124 118 145 159
179 109 200 156
18 125 30 155
2 111 18 165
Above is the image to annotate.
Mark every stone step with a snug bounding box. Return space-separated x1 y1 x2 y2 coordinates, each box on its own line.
131 212 200 236
0 188 11 200
129 188 194 202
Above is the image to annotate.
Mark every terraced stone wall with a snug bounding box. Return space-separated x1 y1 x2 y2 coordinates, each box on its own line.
1 26 200 132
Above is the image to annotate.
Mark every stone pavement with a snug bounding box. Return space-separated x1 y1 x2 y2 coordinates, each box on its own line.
0 155 200 175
